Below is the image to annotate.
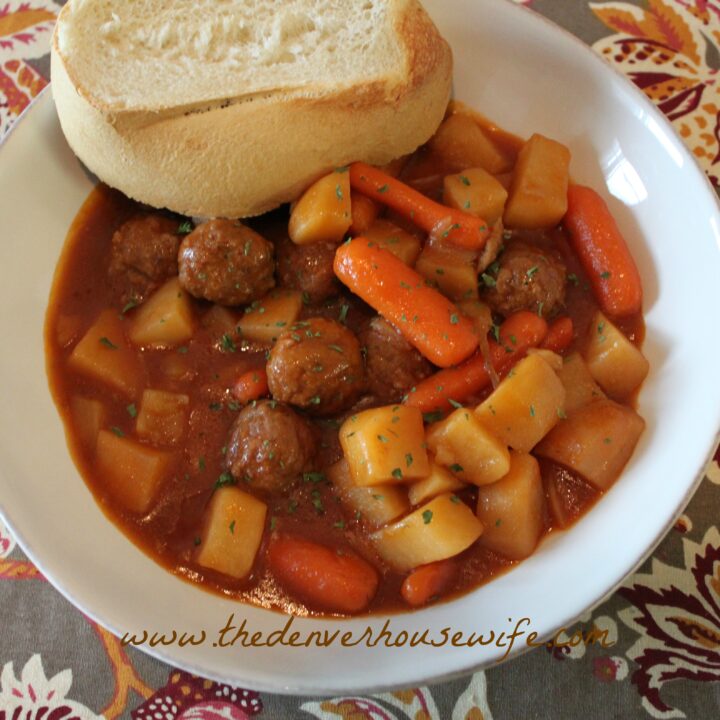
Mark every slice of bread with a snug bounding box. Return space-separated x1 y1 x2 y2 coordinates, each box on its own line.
51 0 452 218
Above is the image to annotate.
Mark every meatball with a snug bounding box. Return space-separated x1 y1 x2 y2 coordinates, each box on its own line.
276 236 339 303
225 400 315 493
359 317 433 403
267 318 364 415
482 242 566 318
178 219 275 306
109 214 181 304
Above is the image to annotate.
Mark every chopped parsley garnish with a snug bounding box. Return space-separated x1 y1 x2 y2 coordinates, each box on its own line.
450 495 461 504
303 472 326 484
110 426 125 437
229 520 236 534
391 468 403 480
335 184 344 201
177 220 194 235
460 175 471 186
312 497 324 514
220 334 236 352
99 336 118 350
567 273 579 286
491 324 501 342
423 411 443 424
450 313 459 325
177 345 189 354
126 403 137 418
600 271 612 279
309 396 322 405
215 472 236 489
333 520 345 529
449 463 464 473
288 499 299 514
338 304 350 324
121 298 139 315
405 453 414 468
422 510 433 525
530 405 536 417
481 273 497 288
378 184 390 193
526 266 539 278
328 344 344 354
557 407 568 419
377 434 389 443
448 398 463 409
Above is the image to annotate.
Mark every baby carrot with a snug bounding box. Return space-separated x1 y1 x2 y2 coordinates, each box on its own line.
349 162 490 251
404 311 548 413
541 316 574 354
401 559 458 607
334 238 478 367
267 535 379 614
232 368 269 404
564 185 643 317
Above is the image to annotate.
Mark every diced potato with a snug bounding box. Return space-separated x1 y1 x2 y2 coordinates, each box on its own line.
160 353 195 383
236 290 303 344
545 464 598 529
557 352 605 414
70 396 105 451
136 389 190 446
535 398 645 490
408 460 465 506
371 493 483 571
363 220 422 266
443 167 509 225
457 299 493 337
415 241 479 301
69 309 144 398
129 278 195 348
288 169 352 245
56 314 83 348
585 311 649 401
95 430 172 513
526 348 563 372
476 451 545 560
327 458 409 528
195 487 267 579
340 405 430 487
349 192 380 235
202 305 239 337
426 409 510 486
429 114 513 174
475 354 566 452
504 134 571 229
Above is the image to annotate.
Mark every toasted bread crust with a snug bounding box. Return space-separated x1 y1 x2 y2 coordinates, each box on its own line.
51 0 452 218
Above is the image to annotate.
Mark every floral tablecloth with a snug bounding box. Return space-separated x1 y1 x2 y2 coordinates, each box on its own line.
1 1 719 718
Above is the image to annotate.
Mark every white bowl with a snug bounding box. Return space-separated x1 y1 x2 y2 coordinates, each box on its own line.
1 0 719 695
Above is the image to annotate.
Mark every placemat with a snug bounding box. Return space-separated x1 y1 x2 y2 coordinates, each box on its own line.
1 1 719 718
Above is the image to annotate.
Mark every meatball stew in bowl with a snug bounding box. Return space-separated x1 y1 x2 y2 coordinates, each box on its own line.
46 104 649 617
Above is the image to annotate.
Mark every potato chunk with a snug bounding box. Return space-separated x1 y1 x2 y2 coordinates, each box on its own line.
363 220 422 266
129 277 195 348
585 312 649 401
408 460 465 506
69 309 143 398
236 290 303 344
371 493 483 571
535 398 645 490
340 406 430 486
504 134 571 229
289 170 352 245
327 458 409 528
415 241 479 302
70 396 105 451
556 352 605 414
429 114 512 174
443 168 508 225
426 409 510 486
195 487 267 579
475 354 566 452
476 451 545 560
136 389 190 446
95 430 172 513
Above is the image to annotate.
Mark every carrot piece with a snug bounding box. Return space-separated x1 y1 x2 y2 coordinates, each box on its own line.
541 316 574 354
404 311 548 413
232 368 269 404
564 185 643 317
349 191 381 235
266 535 379 614
401 559 458 607
334 238 478 368
349 162 490 251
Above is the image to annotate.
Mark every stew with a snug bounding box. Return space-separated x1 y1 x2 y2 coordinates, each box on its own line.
45 104 648 616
